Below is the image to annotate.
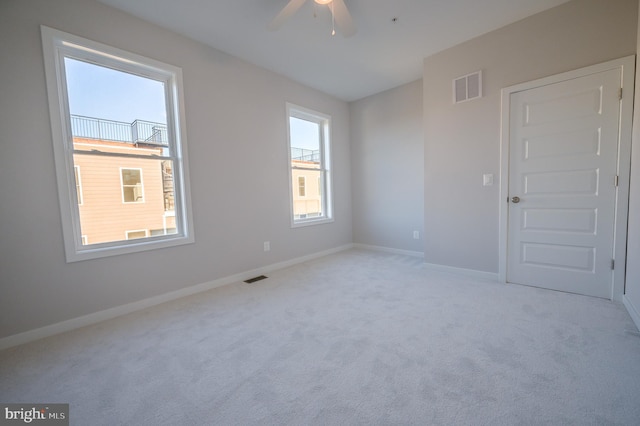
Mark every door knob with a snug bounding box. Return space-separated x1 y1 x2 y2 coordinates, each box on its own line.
511 196 521 204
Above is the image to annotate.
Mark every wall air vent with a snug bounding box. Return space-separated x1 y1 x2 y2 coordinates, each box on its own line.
244 275 268 284
453 70 482 103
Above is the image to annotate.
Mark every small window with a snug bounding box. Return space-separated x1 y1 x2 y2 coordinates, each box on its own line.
121 168 144 203
41 26 194 262
287 103 332 227
126 230 149 240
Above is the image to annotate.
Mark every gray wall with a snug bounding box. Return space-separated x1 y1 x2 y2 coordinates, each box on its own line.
423 0 638 273
3 0 639 341
350 80 424 253
625 0 640 326
0 0 352 339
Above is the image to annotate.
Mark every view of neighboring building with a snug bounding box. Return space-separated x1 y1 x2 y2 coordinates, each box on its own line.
290 147 323 220
71 115 176 245
72 114 322 244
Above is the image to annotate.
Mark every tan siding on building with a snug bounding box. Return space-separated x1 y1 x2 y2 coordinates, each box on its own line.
73 138 173 244
291 160 322 217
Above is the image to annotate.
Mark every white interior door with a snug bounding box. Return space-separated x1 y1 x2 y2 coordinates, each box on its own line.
507 68 621 298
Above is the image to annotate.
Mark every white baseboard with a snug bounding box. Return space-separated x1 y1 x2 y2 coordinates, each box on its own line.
623 295 640 332
353 243 424 258
423 262 499 281
0 244 354 351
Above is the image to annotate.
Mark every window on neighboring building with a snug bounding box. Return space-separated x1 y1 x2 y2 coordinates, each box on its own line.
41 26 194 262
126 230 149 240
74 165 83 205
298 176 306 197
287 103 332 227
121 168 144 203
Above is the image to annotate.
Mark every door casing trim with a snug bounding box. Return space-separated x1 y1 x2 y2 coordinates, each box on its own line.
498 56 636 301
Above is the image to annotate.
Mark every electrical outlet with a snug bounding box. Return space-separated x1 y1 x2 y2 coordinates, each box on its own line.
263 241 270 252
413 231 420 240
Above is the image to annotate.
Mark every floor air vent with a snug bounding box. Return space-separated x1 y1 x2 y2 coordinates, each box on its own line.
244 275 268 284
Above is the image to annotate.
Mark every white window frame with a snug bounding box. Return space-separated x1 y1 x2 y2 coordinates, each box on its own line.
41 26 195 262
120 167 145 204
286 103 333 227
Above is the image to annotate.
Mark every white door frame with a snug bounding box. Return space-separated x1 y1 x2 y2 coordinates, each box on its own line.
499 56 636 301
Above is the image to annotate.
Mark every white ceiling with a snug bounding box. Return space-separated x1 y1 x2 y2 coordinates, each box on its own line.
97 0 570 102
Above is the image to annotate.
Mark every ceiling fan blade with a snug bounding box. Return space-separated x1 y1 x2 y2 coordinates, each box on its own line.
331 0 357 37
268 0 308 31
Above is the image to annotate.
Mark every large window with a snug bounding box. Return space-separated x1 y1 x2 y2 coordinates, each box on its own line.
41 26 194 262
286 104 332 226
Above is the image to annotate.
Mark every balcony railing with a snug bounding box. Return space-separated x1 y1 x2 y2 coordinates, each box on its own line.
70 114 168 146
291 147 320 162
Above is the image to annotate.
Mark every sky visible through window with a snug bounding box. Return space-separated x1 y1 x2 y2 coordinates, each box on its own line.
64 58 167 124
66 57 321 152
290 117 320 151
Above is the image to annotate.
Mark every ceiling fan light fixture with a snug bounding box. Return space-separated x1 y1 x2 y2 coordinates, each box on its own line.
270 0 356 37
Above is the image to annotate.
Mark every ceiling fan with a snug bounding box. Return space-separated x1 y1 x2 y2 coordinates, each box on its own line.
269 0 357 37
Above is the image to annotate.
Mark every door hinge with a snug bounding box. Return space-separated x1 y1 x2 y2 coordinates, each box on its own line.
611 259 615 270
614 175 619 187
619 88 623 100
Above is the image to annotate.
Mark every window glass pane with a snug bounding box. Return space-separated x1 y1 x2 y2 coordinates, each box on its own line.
65 58 170 157
290 117 320 165
121 168 141 186
126 230 147 240
121 168 143 203
64 58 177 246
292 169 323 220
74 154 177 245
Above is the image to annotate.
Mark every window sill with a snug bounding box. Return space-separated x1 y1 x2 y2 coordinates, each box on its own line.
291 217 334 228
66 234 194 263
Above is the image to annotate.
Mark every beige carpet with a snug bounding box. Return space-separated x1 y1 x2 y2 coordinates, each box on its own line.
1 249 640 425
